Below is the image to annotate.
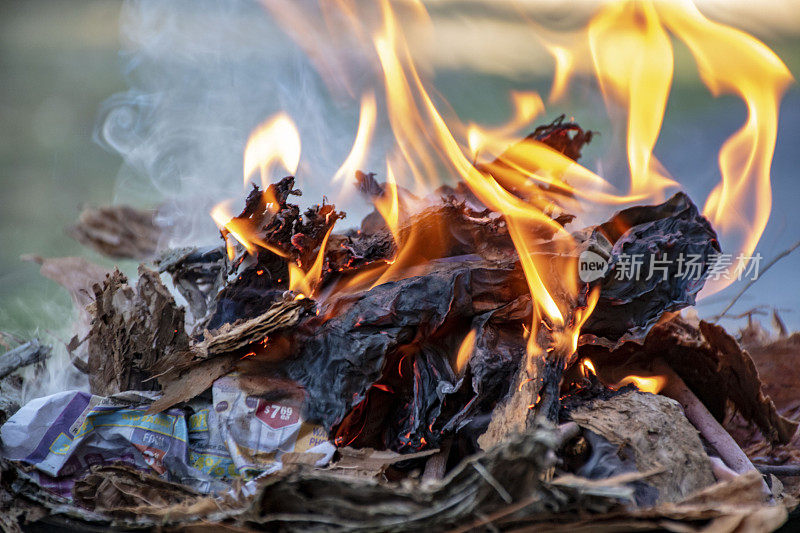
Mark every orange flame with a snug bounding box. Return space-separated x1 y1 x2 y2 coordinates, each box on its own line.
212 0 791 368
243 113 301 190
373 161 401 246
617 374 667 395
588 0 678 199
210 200 288 261
569 287 601 355
655 0 792 294
581 358 596 379
289 224 335 298
455 329 477 374
333 92 377 184
544 44 575 103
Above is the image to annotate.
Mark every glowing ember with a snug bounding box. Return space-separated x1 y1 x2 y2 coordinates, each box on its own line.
581 358 596 379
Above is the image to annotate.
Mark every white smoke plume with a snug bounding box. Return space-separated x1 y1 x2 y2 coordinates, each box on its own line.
95 0 391 248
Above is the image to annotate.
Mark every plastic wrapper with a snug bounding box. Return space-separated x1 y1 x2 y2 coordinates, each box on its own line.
211 374 335 477
1 377 334 499
1 390 222 497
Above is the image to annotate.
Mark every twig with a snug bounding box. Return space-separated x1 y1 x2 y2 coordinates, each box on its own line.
754 464 800 477
653 358 770 495
556 421 580 446
446 493 541 533
422 438 451 482
0 340 52 379
472 462 512 503
715 240 800 321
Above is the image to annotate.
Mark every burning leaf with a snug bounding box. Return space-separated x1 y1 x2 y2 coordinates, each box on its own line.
287 259 526 451
581 192 721 345
578 315 797 447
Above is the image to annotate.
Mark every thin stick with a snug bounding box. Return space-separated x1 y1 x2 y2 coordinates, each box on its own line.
754 464 800 477
446 493 541 533
715 240 800 321
0 340 51 379
653 359 769 494
556 422 580 445
422 438 452 482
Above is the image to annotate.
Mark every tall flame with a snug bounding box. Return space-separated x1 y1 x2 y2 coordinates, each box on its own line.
243 113 301 190
656 0 792 293
373 161 401 246
589 1 678 199
333 92 377 184
544 44 575 103
289 225 335 298
212 0 792 370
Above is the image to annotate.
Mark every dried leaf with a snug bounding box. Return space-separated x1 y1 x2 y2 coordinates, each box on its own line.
570 390 716 504
579 316 796 446
328 447 436 478
87 267 189 396
724 333 800 467
196 298 314 358
73 463 200 512
700 322 797 445
68 205 162 259
147 353 237 414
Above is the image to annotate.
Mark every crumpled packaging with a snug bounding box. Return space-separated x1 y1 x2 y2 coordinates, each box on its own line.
0 390 222 498
1 378 334 500
211 374 335 478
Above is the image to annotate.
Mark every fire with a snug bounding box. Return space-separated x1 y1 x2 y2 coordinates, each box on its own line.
581 358 596 379
289 225 335 298
656 0 792 293
333 92 377 185
544 44 574 103
373 161 401 246
569 287 601 355
588 0 678 199
210 200 288 262
578 357 666 395
455 329 477 375
210 200 245 261
210 0 791 375
617 374 667 395
243 113 301 191
466 91 545 157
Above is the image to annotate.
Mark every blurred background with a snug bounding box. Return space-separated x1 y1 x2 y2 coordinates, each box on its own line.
1 0 798 348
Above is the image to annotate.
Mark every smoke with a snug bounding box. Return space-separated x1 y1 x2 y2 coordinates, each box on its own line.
95 0 387 248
